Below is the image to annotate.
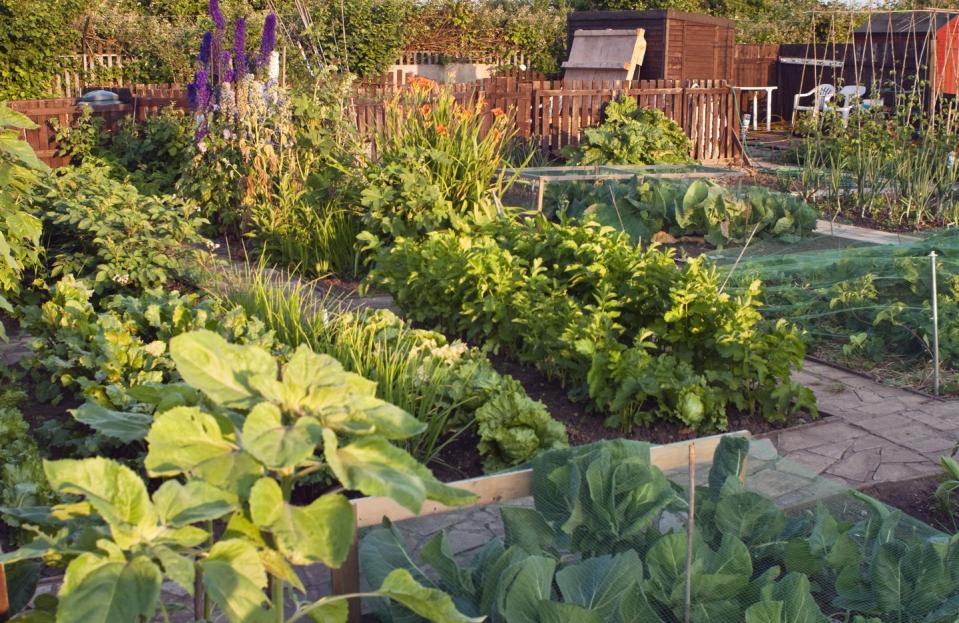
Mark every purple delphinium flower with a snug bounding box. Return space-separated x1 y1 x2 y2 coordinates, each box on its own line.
233 18 247 79
220 51 234 82
199 31 213 66
209 0 225 31
193 69 210 111
257 14 277 67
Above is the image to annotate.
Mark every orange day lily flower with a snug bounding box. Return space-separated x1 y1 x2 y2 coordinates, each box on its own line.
491 107 505 118
435 123 448 135
409 76 436 92
420 103 432 116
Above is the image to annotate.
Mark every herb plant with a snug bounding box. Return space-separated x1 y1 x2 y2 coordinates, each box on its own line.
219 268 568 471
21 276 277 456
31 162 210 295
3 330 479 623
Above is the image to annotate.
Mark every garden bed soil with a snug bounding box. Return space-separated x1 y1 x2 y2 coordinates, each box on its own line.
860 474 954 534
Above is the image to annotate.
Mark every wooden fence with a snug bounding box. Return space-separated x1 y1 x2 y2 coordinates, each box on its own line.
354 78 742 163
11 78 741 167
9 94 188 168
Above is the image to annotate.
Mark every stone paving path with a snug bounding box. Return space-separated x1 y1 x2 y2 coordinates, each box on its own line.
814 219 921 245
762 360 957 486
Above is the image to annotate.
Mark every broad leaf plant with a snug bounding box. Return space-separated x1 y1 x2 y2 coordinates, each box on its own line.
2 330 481 623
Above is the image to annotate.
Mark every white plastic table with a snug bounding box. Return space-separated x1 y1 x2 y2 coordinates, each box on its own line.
731 86 777 131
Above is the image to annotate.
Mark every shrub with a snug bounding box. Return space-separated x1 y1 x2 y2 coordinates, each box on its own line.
31 162 210 295
0 104 45 335
369 214 815 431
1 330 476 622
565 97 692 166
360 83 516 244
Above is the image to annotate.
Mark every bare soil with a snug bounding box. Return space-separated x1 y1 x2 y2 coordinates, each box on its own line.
861 474 955 533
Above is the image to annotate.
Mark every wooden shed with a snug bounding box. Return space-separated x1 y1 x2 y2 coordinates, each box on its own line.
852 10 959 98
566 10 736 82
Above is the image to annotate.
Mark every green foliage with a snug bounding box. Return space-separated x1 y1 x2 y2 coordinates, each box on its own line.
249 75 368 278
103 106 194 195
0 382 52 542
795 95 959 228
363 436 959 623
554 176 819 247
369 214 815 431
49 105 191 195
565 98 692 166
0 104 45 337
475 383 568 472
221 270 567 470
292 0 413 78
0 0 84 99
3 330 478 622
21 276 277 455
31 161 210 295
936 454 959 532
728 230 959 388
360 85 516 244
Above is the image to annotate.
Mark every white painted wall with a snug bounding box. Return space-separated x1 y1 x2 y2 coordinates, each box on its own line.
387 63 496 83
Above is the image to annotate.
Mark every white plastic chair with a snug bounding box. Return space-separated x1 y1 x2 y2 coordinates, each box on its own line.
792 84 836 125
835 85 867 125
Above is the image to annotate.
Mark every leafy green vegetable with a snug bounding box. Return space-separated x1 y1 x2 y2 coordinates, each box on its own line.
370 214 816 431
552 176 818 247
565 97 692 166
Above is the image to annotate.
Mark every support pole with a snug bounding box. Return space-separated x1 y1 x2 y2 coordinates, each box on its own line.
536 177 546 213
684 444 696 623
0 562 9 623
931 251 941 396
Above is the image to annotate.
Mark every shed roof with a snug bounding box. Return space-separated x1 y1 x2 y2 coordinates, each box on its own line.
854 10 959 35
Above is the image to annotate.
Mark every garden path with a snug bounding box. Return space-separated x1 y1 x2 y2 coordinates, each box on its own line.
813 219 921 244
763 360 957 486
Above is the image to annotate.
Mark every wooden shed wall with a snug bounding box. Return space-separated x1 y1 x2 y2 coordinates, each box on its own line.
566 10 735 82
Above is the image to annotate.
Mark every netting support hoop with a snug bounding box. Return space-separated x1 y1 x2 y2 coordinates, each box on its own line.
931 250 941 396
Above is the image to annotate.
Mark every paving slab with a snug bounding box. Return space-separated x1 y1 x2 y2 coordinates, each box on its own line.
760 359 959 486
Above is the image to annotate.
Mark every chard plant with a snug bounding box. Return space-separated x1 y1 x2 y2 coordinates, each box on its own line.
2 330 480 623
